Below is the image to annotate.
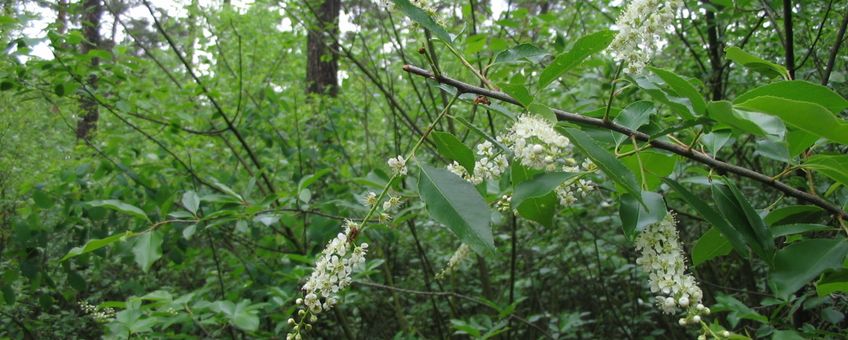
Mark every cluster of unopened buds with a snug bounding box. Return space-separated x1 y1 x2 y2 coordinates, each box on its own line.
556 158 597 205
496 195 512 212
698 330 732 340
635 213 710 329
289 220 368 339
78 300 115 322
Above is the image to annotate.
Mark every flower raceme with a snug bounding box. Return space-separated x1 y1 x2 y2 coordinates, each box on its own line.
502 115 572 172
290 220 369 339
635 212 709 326
608 0 683 74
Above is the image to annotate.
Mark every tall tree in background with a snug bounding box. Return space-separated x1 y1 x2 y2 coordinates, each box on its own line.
75 0 103 140
305 0 340 96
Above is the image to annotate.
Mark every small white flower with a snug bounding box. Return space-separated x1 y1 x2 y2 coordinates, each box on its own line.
362 192 377 207
436 244 472 280
608 0 683 74
387 155 407 175
502 115 571 171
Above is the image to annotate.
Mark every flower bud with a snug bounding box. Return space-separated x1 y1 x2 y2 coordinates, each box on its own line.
296 298 303 305
721 330 730 337
532 144 544 154
692 315 701 323
678 296 689 307
287 318 295 326
678 318 687 326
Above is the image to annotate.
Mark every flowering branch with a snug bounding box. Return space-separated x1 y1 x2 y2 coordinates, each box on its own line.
402 64 848 220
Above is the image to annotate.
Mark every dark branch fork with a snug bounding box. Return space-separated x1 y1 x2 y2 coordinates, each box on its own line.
402 64 848 220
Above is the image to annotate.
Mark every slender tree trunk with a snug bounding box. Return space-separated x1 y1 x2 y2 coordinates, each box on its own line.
783 0 795 79
76 0 103 140
306 0 340 97
56 0 67 34
705 9 724 100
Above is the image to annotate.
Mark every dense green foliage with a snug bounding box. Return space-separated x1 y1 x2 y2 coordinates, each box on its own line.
1 0 847 339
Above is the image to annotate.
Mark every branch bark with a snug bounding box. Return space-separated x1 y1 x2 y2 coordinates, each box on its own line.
402 64 848 219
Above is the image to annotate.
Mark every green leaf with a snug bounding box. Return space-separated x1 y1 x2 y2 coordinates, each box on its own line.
771 224 832 238
711 181 774 261
87 199 150 222
764 205 824 226
733 80 848 115
231 300 260 332
663 179 749 257
431 131 476 173
707 101 785 137
619 191 667 240
498 82 533 107
817 269 848 296
527 103 557 123
538 30 615 89
612 101 655 146
620 150 676 191
803 154 848 188
770 239 848 300
510 165 557 227
32 189 53 209
182 224 198 240
60 231 134 261
712 295 769 327
132 231 164 273
392 0 452 43
648 67 707 115
493 44 548 65
736 96 848 145
181 191 200 215
560 127 642 203
725 46 790 80
512 171 577 208
418 164 495 256
692 227 733 266
772 330 805 340
633 76 697 120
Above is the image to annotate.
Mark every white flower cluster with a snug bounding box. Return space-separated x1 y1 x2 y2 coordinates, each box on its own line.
473 141 509 182
635 212 709 326
608 0 682 74
78 300 115 322
496 194 512 212
291 221 368 338
502 115 571 171
387 155 407 175
446 141 508 185
436 243 471 280
556 158 597 205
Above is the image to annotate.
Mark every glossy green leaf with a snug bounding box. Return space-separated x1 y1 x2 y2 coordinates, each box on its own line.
621 150 676 191
764 205 824 226
707 100 784 137
692 227 733 266
60 231 135 261
392 0 452 43
736 96 848 145
181 191 200 215
498 82 533 107
633 76 697 119
32 190 53 209
612 101 655 146
560 127 642 203
87 199 150 222
733 80 848 115
663 179 748 257
511 164 557 227
771 224 832 238
712 295 768 328
648 67 706 115
418 164 495 256
769 238 848 300
725 46 790 80
493 44 548 65
538 30 615 89
816 269 848 296
512 171 578 208
431 131 475 173
711 181 774 261
619 191 667 240
803 154 848 188
132 231 164 273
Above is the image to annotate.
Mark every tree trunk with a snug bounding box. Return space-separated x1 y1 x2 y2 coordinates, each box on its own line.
305 0 340 97
76 0 103 140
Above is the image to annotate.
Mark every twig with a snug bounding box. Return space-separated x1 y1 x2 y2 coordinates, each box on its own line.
402 64 848 219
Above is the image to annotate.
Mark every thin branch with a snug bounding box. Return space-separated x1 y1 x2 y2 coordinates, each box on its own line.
402 64 848 219
823 4 848 85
